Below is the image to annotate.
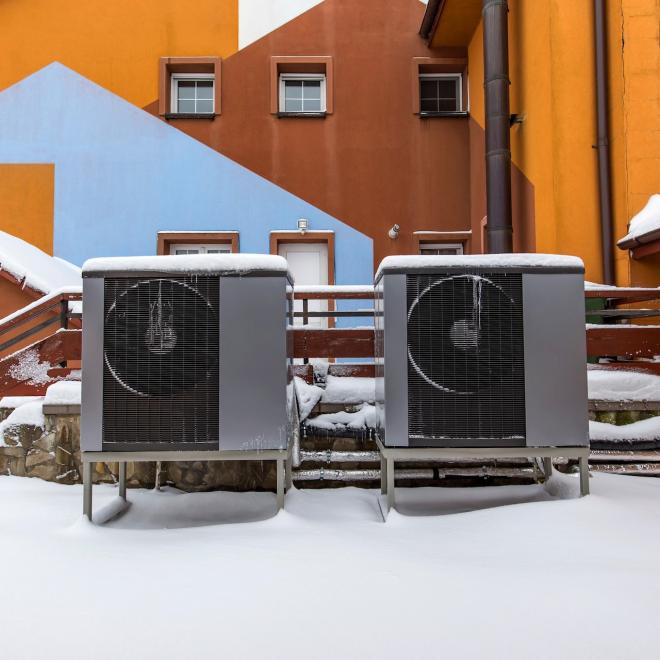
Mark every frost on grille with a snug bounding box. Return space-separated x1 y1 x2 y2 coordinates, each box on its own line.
102 277 219 450
406 272 526 445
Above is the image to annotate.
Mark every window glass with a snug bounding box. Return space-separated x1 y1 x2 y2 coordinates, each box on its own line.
419 76 461 113
282 77 325 113
174 78 214 114
419 243 464 255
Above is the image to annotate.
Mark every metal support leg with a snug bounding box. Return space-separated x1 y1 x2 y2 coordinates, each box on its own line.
83 461 94 521
276 458 285 511
380 455 387 495
579 454 590 496
119 462 127 500
542 457 553 481
285 456 292 491
386 457 395 511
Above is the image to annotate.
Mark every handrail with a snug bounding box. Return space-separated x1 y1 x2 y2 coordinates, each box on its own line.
0 289 82 355
585 287 660 305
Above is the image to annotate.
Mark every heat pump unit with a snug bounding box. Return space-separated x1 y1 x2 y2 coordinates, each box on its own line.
375 255 588 449
81 255 294 453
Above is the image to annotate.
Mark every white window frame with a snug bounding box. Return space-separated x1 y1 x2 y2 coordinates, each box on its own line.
279 73 327 114
419 242 464 255
170 243 232 255
419 73 463 113
170 72 215 115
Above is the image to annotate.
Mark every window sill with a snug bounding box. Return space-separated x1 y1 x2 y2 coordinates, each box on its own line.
276 112 327 119
163 112 217 120
419 111 469 119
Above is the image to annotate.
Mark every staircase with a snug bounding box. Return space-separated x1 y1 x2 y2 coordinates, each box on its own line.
0 290 82 396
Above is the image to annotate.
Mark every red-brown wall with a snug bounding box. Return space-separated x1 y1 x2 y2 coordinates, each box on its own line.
146 0 476 268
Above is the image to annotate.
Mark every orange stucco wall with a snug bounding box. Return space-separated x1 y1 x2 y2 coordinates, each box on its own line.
609 0 660 286
463 0 659 286
467 1 603 282
0 164 54 254
0 0 238 106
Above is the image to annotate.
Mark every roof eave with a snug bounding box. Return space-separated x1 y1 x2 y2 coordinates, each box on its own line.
618 227 660 251
419 0 445 42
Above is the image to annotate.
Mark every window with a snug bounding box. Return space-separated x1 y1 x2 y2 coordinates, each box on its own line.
157 231 239 254
170 243 232 255
279 74 326 114
419 74 462 114
419 242 464 256
171 74 215 115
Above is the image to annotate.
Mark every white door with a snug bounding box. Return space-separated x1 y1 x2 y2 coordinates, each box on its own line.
278 242 328 327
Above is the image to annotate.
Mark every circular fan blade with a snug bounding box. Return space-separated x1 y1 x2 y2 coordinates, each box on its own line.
104 278 218 397
407 274 518 395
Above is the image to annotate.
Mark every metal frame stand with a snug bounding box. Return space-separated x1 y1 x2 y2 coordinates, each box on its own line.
82 445 292 522
375 435 590 514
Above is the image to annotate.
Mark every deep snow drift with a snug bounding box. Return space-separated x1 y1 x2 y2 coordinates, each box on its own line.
1 473 660 660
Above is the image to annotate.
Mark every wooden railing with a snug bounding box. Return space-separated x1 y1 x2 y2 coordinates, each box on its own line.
2 284 659 394
0 289 82 357
292 285 660 372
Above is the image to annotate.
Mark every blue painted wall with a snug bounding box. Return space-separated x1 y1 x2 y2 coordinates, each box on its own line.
0 63 373 287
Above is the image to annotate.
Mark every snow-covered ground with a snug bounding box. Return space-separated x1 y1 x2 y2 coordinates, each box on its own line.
2 473 660 659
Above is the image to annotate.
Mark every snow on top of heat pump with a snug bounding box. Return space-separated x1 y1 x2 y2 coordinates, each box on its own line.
82 254 292 279
376 253 584 279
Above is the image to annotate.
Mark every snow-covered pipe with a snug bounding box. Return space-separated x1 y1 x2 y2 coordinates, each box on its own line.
293 469 434 482
300 450 381 464
299 450 534 466
293 466 538 482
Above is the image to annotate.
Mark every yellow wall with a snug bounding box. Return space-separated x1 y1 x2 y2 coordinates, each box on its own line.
0 0 238 107
468 0 603 282
465 0 659 287
610 0 660 286
0 164 54 254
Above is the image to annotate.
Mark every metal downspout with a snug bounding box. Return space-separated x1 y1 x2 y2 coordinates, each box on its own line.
594 0 615 285
483 0 513 253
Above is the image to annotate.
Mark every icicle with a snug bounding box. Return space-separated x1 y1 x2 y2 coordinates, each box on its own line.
472 276 484 331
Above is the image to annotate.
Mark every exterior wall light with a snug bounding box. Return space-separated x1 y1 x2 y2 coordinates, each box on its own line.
388 224 400 240
297 218 309 234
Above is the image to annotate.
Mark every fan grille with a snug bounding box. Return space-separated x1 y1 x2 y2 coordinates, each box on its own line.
102 276 219 450
406 272 526 446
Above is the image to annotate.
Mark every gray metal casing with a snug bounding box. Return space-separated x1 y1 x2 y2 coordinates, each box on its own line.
82 271 293 453
375 267 589 449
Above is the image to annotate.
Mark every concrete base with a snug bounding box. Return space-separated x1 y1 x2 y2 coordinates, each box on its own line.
375 436 590 515
82 447 292 523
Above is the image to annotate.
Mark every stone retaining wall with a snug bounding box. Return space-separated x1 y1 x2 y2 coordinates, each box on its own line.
0 412 277 491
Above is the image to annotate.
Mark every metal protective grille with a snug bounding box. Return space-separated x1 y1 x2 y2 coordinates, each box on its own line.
406 272 525 445
102 276 219 449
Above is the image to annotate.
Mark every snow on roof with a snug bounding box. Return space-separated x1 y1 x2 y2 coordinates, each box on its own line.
376 253 584 279
83 254 293 279
0 231 81 295
619 194 660 245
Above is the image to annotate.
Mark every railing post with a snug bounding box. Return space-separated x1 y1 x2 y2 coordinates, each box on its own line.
59 298 69 368
302 298 309 366
60 298 69 330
